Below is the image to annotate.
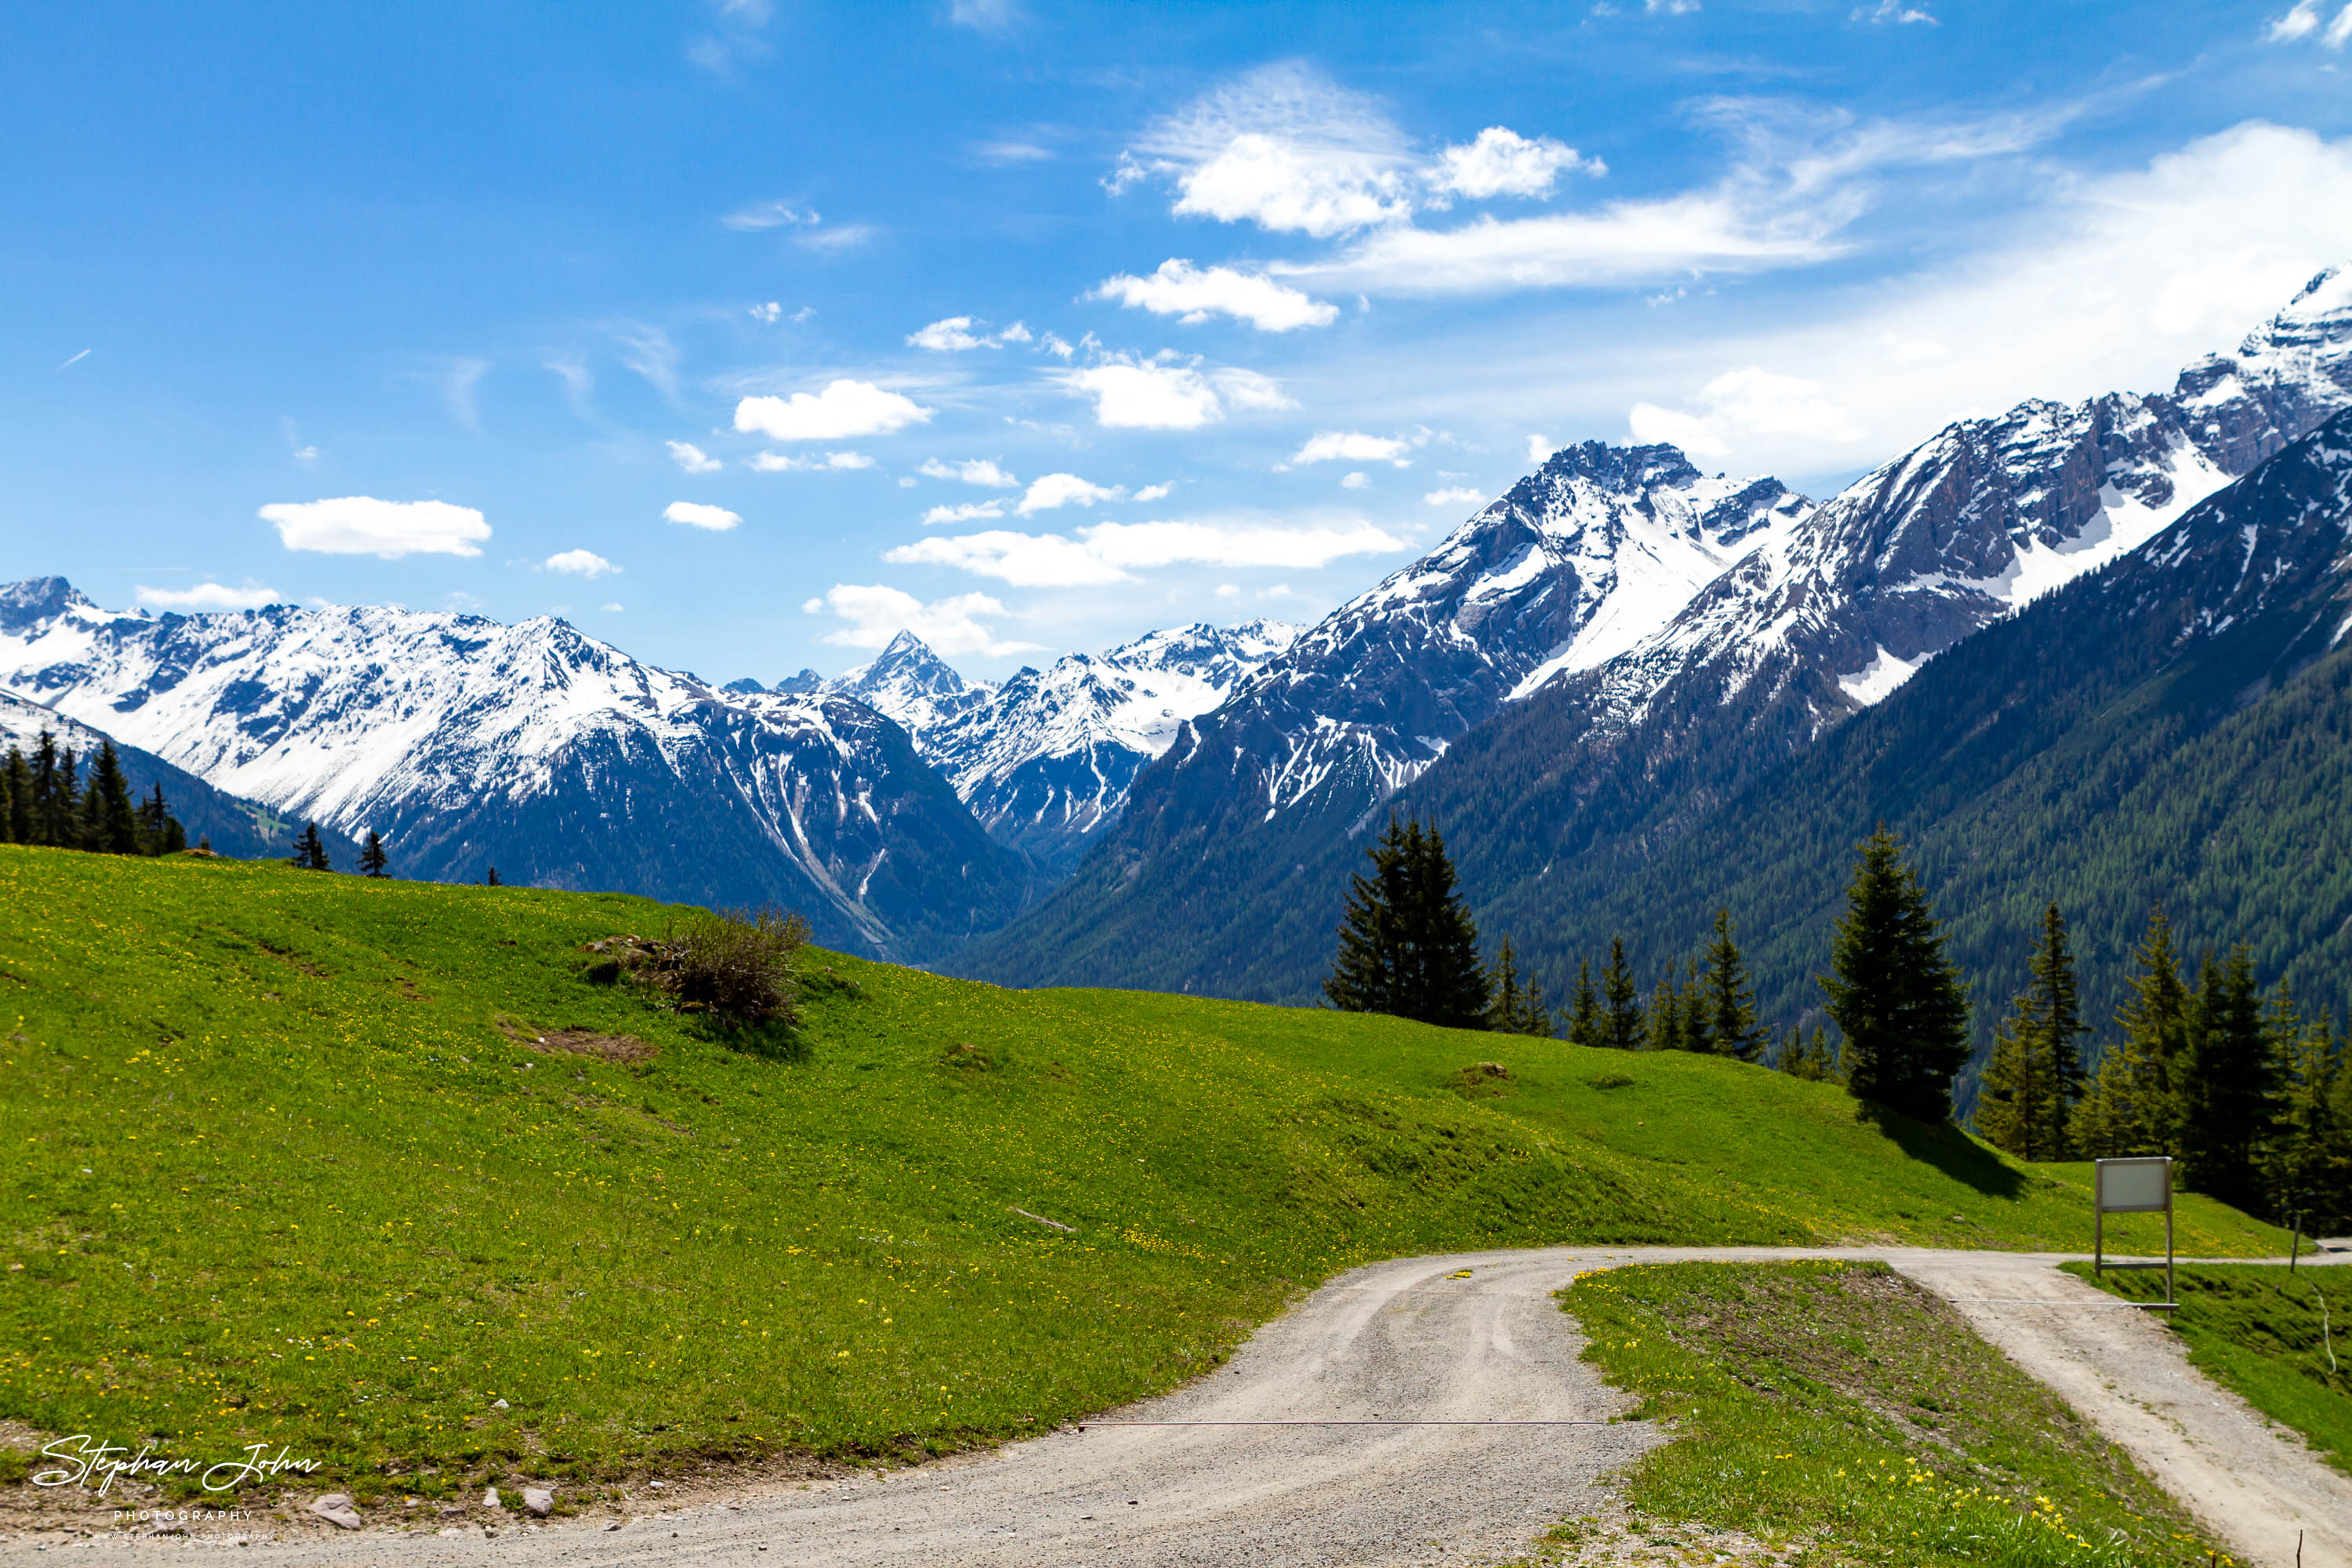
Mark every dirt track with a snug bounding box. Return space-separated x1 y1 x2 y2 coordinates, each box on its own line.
16 1246 2350 1566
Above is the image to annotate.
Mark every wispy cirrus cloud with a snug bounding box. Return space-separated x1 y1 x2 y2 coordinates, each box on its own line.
884 514 1405 587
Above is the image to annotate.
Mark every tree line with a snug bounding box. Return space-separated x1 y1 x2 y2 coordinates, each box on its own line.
1325 820 2343 1225
0 731 186 856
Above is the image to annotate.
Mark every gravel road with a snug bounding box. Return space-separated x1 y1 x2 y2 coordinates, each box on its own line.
29 1245 2351 1566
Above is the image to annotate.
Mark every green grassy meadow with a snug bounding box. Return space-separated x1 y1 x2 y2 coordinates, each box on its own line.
2068 1261 2352 1475
0 846 2285 1500
1559 1261 2220 1566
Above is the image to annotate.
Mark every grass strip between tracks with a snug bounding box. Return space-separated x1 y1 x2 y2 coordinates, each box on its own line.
1555 1261 2226 1567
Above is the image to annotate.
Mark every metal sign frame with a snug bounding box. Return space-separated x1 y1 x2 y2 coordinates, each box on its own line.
2092 1156 2176 1310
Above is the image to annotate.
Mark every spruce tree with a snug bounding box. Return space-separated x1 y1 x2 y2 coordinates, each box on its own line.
2076 906 2193 1158
1777 1025 1813 1079
78 743 140 855
2177 946 2278 1213
135 782 185 855
1601 937 1643 1050
1820 829 1972 1123
1326 818 1414 1016
1809 1025 1840 1084
2267 998 2342 1226
1646 971 1679 1051
1700 909 1766 1062
31 733 79 848
359 829 389 877
1975 902 2086 1161
1406 825 1492 1029
1564 959 1602 1048
0 747 16 844
1675 960 1708 1053
1487 937 1526 1034
486 866 501 887
292 822 330 872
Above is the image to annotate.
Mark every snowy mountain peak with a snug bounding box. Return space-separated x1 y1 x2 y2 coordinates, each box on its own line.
823 630 993 739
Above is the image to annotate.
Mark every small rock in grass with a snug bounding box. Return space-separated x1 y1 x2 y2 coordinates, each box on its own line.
522 1488 554 1517
492 1398 510 1410
308 1494 362 1530
483 1486 503 1511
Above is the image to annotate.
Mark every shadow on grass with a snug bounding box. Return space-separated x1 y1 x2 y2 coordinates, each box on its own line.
1855 1100 2026 1200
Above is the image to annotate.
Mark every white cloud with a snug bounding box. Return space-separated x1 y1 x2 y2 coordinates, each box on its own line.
1214 583 1240 597
1210 367 1296 412
724 201 819 231
908 316 995 352
664 501 743 532
135 579 280 612
974 139 1053 165
750 301 784 324
1526 434 1554 462
885 515 1406 586
734 379 931 441
1628 367 1864 459
601 601 624 612
1092 259 1339 331
949 0 1023 29
667 440 723 474
920 457 1020 488
1852 0 1936 21
292 445 319 464
1039 332 1076 360
1340 471 1371 489
1019 473 1126 514
1646 0 1699 12
544 549 620 578
1424 485 1486 506
1276 99 2074 298
922 501 1007 525
1289 430 1417 466
1062 359 1225 429
1134 482 1175 502
2263 0 2338 40
1431 128 1602 201
803 584 1040 657
262 497 491 558
798 224 877 252
999 321 1033 343
615 325 682 401
749 449 876 471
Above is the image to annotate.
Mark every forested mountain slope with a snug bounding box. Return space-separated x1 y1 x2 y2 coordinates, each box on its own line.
1438 407 2352 1062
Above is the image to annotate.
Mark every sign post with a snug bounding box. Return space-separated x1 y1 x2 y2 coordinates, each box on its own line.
2093 1156 2176 1311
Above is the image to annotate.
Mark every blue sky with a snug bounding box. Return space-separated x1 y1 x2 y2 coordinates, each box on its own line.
5 0 2350 682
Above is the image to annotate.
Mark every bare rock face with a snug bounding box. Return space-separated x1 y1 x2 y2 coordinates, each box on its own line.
308 1494 362 1530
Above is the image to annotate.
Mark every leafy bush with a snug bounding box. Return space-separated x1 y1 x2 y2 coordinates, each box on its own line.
668 907 809 1030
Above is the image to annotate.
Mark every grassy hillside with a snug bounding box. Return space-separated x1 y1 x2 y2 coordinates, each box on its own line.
0 848 2283 1502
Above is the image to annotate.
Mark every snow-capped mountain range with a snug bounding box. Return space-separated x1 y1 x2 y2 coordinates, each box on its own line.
956 265 2352 1000
744 620 1300 869
0 579 1031 960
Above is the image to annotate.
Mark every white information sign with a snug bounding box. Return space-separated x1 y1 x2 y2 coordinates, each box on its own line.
2097 1158 2171 1214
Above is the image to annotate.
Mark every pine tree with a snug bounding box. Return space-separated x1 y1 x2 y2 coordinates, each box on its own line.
135 782 185 855
1700 909 1766 1062
292 822 331 872
1326 818 1414 1016
358 829 389 877
1405 825 1491 1029
1564 958 1602 1048
31 733 78 848
1675 960 1708 1053
1487 937 1526 1034
0 747 17 844
1810 1025 1841 1083
1601 937 1643 1050
1820 829 1972 1123
2075 906 2193 1159
1646 971 1679 1051
77 743 140 855
486 866 501 887
2177 946 2278 1213
1777 1025 1812 1079
1975 902 2087 1161
2267 998 2343 1227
